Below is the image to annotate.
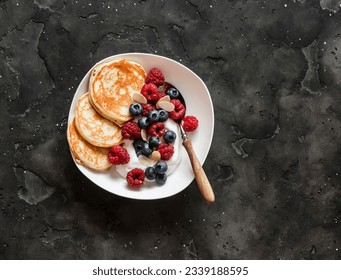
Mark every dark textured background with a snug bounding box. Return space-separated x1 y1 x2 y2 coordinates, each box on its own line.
0 0 340 259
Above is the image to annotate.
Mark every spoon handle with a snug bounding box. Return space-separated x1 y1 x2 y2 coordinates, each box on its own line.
182 138 215 204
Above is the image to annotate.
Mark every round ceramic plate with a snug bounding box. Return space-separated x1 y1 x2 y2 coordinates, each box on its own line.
68 53 214 200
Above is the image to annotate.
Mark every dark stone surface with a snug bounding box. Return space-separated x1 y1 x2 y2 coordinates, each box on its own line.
0 0 340 260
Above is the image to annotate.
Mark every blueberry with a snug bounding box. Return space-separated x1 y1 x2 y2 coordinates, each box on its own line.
147 110 160 123
142 142 153 157
166 87 180 99
145 167 157 180
133 139 146 157
155 161 168 174
149 136 160 149
138 116 150 129
156 173 167 185
158 109 169 122
129 103 143 116
163 130 176 144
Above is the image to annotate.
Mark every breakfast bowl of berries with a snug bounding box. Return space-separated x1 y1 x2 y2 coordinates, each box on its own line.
67 53 214 201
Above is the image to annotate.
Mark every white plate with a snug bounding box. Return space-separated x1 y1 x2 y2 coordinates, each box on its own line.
68 53 214 200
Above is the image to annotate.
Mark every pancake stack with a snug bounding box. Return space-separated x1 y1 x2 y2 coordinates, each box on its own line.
67 59 147 171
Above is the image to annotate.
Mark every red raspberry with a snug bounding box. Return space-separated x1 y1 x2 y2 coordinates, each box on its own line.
145 68 165 86
157 143 174 160
121 122 141 140
108 145 130 165
141 83 159 103
157 91 166 101
126 168 145 187
183 116 199 132
169 99 186 120
141 103 155 116
148 122 165 138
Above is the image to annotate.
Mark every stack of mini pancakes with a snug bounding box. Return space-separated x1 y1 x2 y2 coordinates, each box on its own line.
67 59 146 171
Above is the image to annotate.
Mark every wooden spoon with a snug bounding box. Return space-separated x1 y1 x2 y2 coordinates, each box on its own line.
179 125 215 204
163 82 215 204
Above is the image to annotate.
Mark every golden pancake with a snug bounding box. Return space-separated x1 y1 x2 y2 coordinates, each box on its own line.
89 59 146 126
75 93 122 147
67 118 111 171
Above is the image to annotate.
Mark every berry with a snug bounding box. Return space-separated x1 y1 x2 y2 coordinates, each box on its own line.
138 116 150 129
141 103 155 116
183 116 199 132
145 166 157 180
145 68 165 86
169 99 186 120
156 173 167 185
126 168 145 187
149 136 160 149
158 109 169 122
158 91 166 101
133 139 145 157
142 142 153 157
148 122 165 138
155 161 168 174
147 110 160 123
141 83 159 103
157 143 174 160
129 103 142 116
108 145 130 165
166 87 180 99
121 122 141 140
163 130 176 144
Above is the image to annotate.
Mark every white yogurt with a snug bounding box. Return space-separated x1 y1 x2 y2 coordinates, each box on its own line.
115 119 182 178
